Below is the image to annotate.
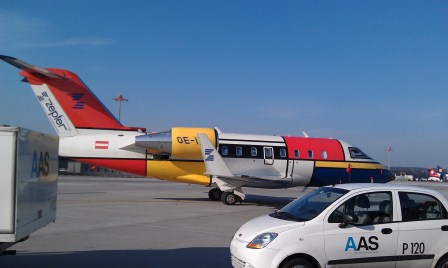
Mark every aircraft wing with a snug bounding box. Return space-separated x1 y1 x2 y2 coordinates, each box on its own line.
197 133 233 177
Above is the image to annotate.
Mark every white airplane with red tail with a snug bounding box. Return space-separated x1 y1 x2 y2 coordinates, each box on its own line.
1 55 394 205
428 166 447 182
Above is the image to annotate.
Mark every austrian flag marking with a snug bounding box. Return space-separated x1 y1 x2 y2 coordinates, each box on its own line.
95 141 109 149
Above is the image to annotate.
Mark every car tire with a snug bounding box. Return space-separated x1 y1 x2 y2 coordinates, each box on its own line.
437 255 448 268
281 258 314 268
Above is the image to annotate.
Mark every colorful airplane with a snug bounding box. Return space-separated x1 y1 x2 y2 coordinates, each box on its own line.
0 55 394 205
428 166 447 182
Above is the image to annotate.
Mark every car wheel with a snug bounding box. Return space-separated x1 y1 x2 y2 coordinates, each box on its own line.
221 192 237 205
208 188 222 201
437 255 448 268
281 258 314 268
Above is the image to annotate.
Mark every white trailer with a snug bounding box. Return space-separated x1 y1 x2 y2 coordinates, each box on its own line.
0 126 58 255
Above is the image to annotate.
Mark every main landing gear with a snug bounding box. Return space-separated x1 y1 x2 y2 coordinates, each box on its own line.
208 188 242 205
208 188 222 201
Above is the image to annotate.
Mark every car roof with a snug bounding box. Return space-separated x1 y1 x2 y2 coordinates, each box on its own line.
322 183 448 206
325 183 440 194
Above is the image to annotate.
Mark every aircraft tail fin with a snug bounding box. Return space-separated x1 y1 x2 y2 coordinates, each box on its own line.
428 168 440 178
0 55 144 137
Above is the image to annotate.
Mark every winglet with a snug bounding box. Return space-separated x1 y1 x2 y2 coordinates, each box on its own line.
197 133 234 177
0 55 66 79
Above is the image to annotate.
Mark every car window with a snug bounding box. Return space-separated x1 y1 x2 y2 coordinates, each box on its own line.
328 191 393 225
272 187 348 222
399 192 448 222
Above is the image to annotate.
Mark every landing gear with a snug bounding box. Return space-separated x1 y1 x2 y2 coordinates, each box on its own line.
208 188 222 201
209 188 243 205
221 191 241 205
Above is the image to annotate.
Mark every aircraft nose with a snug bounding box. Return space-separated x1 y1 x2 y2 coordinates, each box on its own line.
383 169 395 181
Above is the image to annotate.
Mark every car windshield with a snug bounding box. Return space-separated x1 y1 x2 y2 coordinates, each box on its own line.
270 187 349 222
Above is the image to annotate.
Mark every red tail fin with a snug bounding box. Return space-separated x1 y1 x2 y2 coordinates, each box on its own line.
1 56 145 134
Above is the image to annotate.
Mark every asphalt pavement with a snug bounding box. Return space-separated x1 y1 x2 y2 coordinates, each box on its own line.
1 176 447 268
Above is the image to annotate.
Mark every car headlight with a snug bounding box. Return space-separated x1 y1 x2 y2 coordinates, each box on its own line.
246 232 278 249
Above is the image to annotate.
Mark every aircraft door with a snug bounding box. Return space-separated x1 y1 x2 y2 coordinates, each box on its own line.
263 147 274 165
287 159 294 178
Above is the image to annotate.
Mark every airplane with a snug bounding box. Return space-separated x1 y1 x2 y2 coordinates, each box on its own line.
0 55 394 205
428 166 447 182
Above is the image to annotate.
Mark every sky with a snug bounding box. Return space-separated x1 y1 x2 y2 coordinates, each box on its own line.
0 1 447 168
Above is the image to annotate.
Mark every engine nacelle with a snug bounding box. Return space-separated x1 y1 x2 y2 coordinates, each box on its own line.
171 127 216 159
135 127 217 160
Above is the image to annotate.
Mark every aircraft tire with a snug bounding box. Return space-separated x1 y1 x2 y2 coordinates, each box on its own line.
221 192 238 205
208 188 222 201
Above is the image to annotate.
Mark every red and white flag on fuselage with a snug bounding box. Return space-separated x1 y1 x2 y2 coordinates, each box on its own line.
95 141 109 149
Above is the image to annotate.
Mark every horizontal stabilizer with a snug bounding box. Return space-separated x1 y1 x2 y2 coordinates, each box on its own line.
0 55 66 79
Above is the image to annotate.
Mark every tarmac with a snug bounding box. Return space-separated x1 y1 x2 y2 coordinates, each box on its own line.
1 176 448 268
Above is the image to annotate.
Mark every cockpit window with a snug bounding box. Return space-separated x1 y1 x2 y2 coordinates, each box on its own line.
349 147 372 159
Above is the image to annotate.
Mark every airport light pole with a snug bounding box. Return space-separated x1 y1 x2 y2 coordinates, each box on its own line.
385 146 393 170
113 94 128 123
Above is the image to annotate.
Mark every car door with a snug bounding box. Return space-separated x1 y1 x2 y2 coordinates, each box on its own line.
324 191 398 268
396 191 448 268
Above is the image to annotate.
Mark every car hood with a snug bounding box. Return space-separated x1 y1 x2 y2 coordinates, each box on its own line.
233 214 305 243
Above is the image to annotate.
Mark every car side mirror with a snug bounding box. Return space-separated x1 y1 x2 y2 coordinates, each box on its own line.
339 213 357 228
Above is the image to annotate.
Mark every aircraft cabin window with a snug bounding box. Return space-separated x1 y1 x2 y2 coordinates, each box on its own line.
221 146 228 156
308 150 313 158
264 147 273 158
294 150 300 158
321 151 328 159
280 149 287 158
251 147 257 157
236 146 243 157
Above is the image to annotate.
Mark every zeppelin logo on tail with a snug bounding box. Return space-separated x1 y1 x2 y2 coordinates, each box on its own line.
72 93 85 109
37 91 71 131
95 141 109 149
204 148 214 161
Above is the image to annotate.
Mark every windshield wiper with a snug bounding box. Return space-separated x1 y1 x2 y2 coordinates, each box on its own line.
270 211 305 221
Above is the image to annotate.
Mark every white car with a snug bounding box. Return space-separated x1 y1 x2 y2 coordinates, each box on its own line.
230 184 448 268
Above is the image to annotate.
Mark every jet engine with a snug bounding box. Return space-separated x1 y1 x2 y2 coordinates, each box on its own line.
135 127 217 160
